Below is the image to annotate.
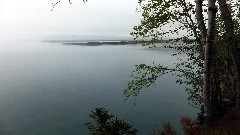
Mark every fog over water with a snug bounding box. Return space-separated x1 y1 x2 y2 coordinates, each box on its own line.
0 0 141 41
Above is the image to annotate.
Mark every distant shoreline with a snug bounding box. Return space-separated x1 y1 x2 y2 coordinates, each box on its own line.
42 40 175 46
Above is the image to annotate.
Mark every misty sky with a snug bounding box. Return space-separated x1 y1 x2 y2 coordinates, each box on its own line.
0 0 141 41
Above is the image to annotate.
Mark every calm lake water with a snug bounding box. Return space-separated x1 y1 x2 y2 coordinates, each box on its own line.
0 40 198 135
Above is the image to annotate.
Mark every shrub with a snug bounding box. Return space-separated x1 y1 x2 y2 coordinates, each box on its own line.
85 108 137 135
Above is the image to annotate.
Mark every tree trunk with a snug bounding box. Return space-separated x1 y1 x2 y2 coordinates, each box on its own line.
196 0 207 49
218 0 240 106
203 0 217 120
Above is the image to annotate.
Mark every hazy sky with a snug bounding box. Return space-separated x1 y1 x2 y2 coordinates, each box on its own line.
0 0 141 41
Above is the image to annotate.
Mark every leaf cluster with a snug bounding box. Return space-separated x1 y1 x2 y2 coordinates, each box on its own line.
85 108 137 135
124 63 175 98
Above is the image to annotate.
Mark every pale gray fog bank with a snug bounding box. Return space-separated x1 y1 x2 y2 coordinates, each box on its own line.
0 40 197 135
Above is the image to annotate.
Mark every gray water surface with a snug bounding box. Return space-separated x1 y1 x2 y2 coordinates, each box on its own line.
0 41 197 135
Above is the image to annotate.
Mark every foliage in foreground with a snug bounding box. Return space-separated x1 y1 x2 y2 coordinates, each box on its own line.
154 117 231 135
85 108 234 135
85 108 137 135
153 123 177 135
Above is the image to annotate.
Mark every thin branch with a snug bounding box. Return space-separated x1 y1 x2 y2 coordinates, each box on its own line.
51 0 88 11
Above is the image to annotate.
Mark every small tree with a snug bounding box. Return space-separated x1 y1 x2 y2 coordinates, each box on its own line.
85 108 137 135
